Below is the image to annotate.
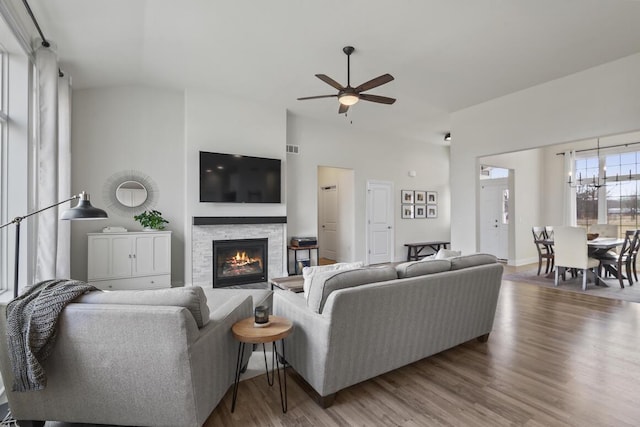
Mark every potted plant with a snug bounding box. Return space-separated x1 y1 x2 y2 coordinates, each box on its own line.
134 209 169 231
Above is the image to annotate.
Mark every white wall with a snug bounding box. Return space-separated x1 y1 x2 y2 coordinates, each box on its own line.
183 88 286 284
71 86 185 284
70 86 451 283
287 114 451 262
451 52 640 254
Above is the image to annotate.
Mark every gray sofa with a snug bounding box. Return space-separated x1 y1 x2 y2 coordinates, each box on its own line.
273 253 503 407
0 286 272 427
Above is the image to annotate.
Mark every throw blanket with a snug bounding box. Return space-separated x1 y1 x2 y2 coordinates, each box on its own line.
6 279 99 392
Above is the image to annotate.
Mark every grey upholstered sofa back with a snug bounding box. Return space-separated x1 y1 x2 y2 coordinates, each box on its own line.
274 259 503 399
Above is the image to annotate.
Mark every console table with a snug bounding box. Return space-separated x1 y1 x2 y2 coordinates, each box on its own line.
404 241 450 261
270 275 304 293
287 245 318 275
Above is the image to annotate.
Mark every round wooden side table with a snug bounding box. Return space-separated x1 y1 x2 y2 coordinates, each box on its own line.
231 315 293 413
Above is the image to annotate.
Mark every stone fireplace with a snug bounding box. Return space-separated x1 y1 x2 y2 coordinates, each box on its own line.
191 217 286 288
212 238 268 287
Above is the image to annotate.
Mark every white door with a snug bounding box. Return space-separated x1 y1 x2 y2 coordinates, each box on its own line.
319 185 338 261
366 180 394 265
480 178 509 260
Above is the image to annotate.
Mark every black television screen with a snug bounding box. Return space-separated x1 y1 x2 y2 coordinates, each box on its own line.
199 151 282 203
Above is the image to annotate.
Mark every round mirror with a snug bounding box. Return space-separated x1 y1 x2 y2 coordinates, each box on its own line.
104 170 158 216
115 180 148 208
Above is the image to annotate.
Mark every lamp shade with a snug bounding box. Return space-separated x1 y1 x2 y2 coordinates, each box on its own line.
60 192 108 220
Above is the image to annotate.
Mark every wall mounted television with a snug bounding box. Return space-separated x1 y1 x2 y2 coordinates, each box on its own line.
199 151 282 203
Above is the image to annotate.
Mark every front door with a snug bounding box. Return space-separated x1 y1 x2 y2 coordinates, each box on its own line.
366 180 394 264
479 178 509 260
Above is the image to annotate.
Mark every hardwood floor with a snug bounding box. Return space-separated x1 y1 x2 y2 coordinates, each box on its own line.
207 274 640 426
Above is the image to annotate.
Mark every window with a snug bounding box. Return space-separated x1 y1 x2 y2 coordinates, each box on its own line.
575 149 640 238
0 50 7 292
0 40 33 297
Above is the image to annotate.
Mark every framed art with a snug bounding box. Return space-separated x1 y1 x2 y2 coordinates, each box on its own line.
427 205 438 218
401 190 414 204
415 205 426 218
414 191 426 204
426 191 437 204
402 204 414 219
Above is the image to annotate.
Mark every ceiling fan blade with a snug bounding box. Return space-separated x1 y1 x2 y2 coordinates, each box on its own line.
354 73 394 93
316 74 344 90
359 93 396 105
297 94 338 101
338 103 349 114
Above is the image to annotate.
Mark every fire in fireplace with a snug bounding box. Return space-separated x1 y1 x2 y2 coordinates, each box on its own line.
212 238 268 287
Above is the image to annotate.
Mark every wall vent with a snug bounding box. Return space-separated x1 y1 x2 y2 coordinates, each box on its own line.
286 144 300 154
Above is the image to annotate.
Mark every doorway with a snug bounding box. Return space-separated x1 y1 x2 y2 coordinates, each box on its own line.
317 166 355 263
479 169 510 260
319 185 338 261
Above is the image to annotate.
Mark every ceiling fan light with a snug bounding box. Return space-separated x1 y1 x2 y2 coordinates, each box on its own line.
339 93 359 106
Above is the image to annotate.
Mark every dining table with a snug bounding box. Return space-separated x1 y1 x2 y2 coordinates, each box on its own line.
535 237 625 251
534 237 626 281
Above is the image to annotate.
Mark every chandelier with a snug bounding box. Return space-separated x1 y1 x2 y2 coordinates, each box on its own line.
567 138 632 189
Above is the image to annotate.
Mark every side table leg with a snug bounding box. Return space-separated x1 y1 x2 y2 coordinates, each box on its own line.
263 342 274 386
275 339 288 413
231 342 245 413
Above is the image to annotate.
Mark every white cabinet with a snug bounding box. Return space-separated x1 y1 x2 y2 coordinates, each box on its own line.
88 231 171 290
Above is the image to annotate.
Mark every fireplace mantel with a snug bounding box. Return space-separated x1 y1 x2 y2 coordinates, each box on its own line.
193 216 287 225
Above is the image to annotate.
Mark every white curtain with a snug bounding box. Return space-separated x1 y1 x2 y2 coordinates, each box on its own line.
563 150 577 226
34 45 71 281
56 73 72 278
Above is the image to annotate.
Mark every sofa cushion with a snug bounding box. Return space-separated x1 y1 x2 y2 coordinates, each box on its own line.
395 259 451 278
307 265 397 314
435 248 462 259
302 261 364 300
76 286 210 328
450 253 498 270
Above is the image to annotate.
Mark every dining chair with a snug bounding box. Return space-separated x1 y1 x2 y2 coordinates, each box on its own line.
532 226 554 275
554 226 600 291
630 230 640 282
597 230 633 288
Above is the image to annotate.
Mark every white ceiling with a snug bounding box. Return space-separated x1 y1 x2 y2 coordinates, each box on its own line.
12 0 640 143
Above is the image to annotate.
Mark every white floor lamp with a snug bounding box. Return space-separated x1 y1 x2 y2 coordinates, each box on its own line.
0 191 107 298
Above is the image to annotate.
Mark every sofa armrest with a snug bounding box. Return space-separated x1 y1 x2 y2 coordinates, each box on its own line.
0 294 253 427
188 294 253 424
272 290 332 394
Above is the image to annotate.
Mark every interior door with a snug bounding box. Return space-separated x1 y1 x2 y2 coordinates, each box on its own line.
480 178 509 259
367 181 394 264
319 185 338 261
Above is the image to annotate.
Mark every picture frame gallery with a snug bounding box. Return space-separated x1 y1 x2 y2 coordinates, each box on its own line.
401 190 437 219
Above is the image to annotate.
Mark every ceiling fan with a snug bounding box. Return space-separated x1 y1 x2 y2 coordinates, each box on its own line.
298 46 396 114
